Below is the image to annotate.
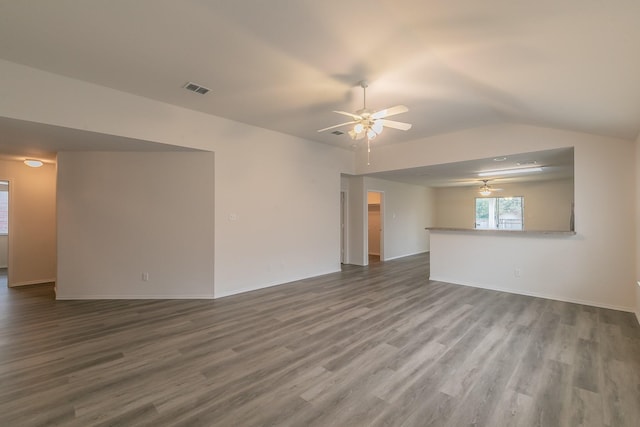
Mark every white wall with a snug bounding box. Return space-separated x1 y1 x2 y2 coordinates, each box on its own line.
213 131 350 297
0 159 56 286
0 59 354 298
364 177 433 262
343 175 433 265
345 176 367 266
434 178 574 231
56 152 215 299
356 124 635 311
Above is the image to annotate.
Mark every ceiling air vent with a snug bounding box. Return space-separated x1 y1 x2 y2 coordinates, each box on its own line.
331 130 344 135
183 82 210 95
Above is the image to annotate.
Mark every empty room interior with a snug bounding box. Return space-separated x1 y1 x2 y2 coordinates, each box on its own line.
1 2 639 426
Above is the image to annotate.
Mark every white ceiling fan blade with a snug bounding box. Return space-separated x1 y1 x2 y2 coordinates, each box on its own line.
371 105 409 119
333 110 362 120
380 119 412 131
317 121 357 132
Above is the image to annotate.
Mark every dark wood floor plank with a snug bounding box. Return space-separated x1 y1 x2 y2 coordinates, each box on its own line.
1 254 639 426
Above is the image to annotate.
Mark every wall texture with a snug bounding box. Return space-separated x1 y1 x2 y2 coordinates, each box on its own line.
0 235 6 268
636 132 640 323
359 125 635 311
0 158 56 286
56 151 215 299
342 175 433 265
0 59 353 298
434 178 574 231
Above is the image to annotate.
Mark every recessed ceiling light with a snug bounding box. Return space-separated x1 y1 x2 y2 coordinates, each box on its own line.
478 166 543 177
516 160 537 166
24 159 43 168
493 157 507 162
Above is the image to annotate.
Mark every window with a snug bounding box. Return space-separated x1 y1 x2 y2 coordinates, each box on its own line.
0 188 7 235
475 196 523 230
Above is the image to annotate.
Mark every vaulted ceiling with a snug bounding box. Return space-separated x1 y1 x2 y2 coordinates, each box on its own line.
1 1 639 155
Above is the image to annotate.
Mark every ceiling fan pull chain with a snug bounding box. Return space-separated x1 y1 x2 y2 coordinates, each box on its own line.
367 138 371 166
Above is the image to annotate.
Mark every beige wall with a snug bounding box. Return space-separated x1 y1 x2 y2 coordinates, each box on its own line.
0 158 56 286
0 235 7 268
434 178 574 231
0 183 6 267
56 151 215 298
368 205 381 256
636 132 640 324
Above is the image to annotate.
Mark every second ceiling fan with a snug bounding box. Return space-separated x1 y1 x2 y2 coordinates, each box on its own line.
318 81 412 140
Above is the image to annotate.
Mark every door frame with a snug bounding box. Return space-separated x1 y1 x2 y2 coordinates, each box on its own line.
0 178 12 286
340 190 349 264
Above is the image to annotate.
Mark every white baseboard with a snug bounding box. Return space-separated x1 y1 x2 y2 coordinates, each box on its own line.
214 268 341 299
429 275 635 313
9 278 56 287
384 250 429 262
56 294 215 300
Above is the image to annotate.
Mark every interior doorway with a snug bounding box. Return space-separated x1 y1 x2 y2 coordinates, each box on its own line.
0 180 9 287
367 191 383 264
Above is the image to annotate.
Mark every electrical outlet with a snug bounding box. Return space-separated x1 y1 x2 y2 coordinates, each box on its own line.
514 268 521 278
142 272 149 281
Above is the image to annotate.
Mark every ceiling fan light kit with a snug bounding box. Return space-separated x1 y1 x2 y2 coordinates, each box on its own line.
479 180 493 196
318 81 412 164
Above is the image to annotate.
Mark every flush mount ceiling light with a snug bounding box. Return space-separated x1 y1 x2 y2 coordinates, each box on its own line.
478 166 543 177
24 159 43 168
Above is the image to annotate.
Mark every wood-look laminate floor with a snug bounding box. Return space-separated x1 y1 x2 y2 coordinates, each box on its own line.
1 255 639 426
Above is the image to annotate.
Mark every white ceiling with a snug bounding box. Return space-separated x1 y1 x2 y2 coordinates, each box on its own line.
367 147 574 187
0 0 639 157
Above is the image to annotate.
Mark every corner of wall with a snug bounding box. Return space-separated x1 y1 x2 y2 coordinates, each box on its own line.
636 281 640 326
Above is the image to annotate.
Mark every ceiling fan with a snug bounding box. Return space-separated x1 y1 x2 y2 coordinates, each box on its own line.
478 180 503 196
317 81 412 141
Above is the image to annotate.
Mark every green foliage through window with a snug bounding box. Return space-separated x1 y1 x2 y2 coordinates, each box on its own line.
475 196 523 230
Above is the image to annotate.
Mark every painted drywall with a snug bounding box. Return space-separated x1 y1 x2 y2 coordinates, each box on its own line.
0 235 7 268
212 131 349 298
358 124 635 311
56 151 215 299
0 60 354 298
367 192 381 204
364 177 433 261
434 178 574 231
368 205 381 256
345 176 367 266
636 132 640 323
0 159 56 286
0 184 6 268
342 175 433 265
